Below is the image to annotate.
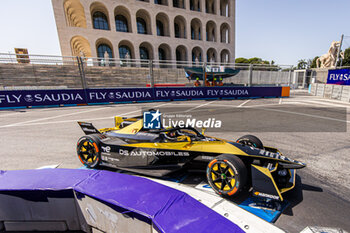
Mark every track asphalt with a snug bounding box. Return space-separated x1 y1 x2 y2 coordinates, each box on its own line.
0 90 349 232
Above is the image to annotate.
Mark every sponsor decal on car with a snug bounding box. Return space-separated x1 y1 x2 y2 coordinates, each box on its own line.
82 127 96 133
253 191 279 200
101 146 111 153
119 149 190 157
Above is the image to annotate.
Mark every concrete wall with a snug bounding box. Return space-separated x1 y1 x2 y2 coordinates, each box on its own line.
310 68 330 83
310 83 350 102
226 70 290 85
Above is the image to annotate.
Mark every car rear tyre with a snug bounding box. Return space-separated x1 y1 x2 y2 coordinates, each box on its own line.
207 154 247 197
236 135 263 149
77 135 101 168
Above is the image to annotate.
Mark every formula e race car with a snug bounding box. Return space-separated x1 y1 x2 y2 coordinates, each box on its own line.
76 114 306 201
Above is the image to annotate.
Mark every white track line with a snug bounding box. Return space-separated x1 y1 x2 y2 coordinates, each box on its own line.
237 99 251 107
184 100 216 113
260 107 350 124
0 107 111 128
0 112 25 117
0 102 171 128
285 99 350 108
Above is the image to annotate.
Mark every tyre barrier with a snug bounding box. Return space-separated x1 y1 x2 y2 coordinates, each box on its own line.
0 86 290 109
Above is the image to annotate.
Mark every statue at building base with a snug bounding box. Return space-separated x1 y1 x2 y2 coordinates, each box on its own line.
316 41 344 68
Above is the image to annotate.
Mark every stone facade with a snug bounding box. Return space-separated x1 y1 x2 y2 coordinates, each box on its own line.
51 0 235 63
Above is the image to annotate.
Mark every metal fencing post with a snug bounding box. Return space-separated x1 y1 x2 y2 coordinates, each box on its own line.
302 70 307 89
202 62 207 86
288 68 292 86
149 60 154 88
248 64 253 86
77 56 87 89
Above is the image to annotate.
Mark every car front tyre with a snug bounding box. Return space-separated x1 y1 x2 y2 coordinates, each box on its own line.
206 154 247 198
76 135 101 168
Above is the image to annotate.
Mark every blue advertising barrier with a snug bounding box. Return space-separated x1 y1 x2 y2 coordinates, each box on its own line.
327 69 350 85
0 86 289 109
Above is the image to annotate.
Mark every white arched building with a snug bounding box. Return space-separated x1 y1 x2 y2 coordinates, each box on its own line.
52 0 235 64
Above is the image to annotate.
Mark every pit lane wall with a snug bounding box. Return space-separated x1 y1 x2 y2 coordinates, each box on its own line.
0 86 290 108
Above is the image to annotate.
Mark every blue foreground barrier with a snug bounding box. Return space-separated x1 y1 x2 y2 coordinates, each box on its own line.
0 86 290 109
0 169 244 233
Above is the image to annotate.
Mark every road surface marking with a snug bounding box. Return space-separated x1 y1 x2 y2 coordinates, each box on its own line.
0 102 171 128
237 99 252 107
184 100 216 112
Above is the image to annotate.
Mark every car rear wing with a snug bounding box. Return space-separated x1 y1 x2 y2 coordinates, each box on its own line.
77 122 101 135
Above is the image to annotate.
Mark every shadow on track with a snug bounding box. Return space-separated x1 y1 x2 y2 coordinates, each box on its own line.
282 175 323 216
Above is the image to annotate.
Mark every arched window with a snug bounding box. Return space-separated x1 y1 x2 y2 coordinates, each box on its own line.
115 15 128 32
140 47 150 60
93 11 109 30
174 23 180 38
158 44 170 67
97 44 112 58
155 0 163 4
206 0 215 14
137 17 147 34
190 0 201 11
192 52 202 62
176 50 181 61
156 20 164 36
159 48 166 61
191 26 195 39
207 48 216 63
173 0 184 8
119 45 131 59
64 0 87 28
176 46 187 67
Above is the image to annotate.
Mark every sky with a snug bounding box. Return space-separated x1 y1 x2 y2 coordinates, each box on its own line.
1 0 350 65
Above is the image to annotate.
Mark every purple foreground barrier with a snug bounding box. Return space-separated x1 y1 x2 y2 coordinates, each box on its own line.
0 169 244 233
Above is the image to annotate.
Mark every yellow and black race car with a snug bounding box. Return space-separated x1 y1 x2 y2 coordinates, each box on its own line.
76 115 306 201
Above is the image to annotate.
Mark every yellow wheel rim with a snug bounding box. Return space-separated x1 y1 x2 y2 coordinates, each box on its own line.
211 162 236 191
79 140 98 165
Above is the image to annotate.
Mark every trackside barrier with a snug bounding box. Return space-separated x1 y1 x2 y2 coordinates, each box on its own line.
0 86 290 109
0 169 245 233
310 83 350 102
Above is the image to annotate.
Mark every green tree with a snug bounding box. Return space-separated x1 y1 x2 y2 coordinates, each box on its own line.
310 56 319 68
235 57 249 63
341 47 350 67
247 57 263 64
297 59 307 69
